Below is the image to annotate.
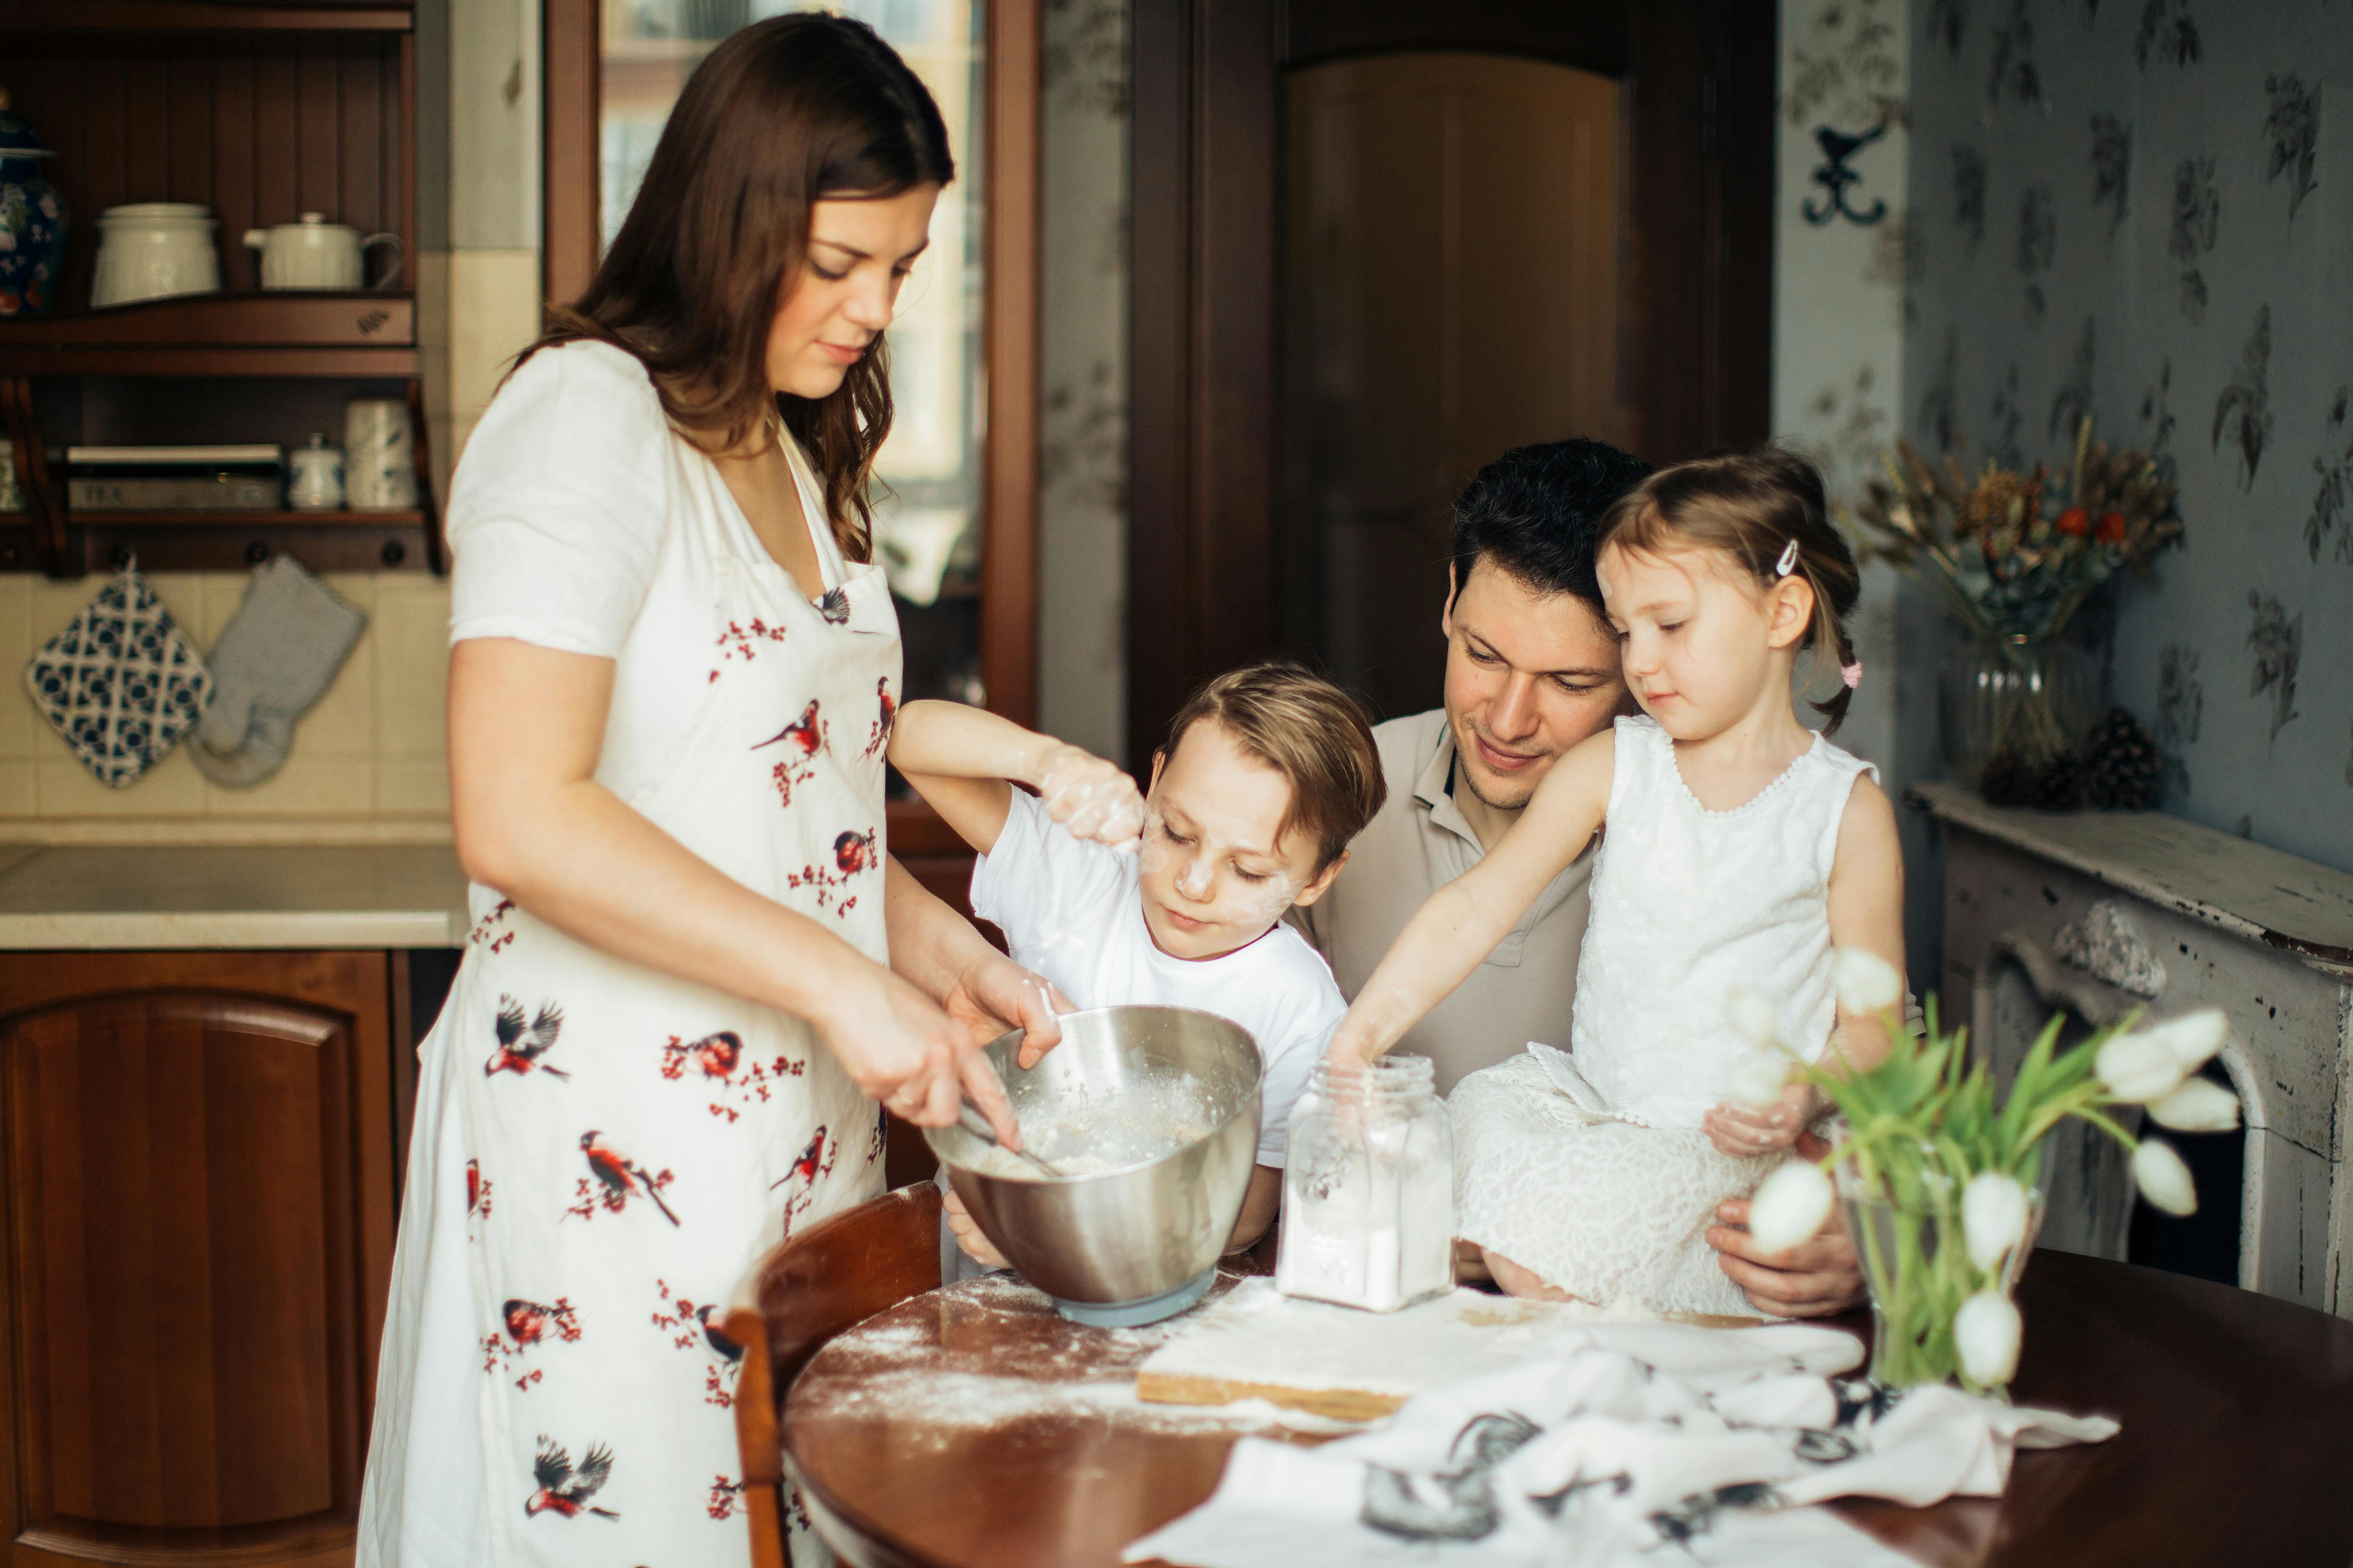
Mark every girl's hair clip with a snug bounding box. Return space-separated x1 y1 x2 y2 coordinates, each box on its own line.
1774 539 1800 578
1841 658 1865 690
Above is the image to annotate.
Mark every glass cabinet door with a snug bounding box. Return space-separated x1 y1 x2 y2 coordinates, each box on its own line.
599 0 992 722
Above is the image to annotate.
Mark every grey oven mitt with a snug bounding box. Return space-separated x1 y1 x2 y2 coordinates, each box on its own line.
190 554 367 787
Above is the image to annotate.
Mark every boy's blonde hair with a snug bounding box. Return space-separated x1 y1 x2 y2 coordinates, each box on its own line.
1161 662 1387 872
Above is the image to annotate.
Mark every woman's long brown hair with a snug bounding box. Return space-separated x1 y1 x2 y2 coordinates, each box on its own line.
520 14 952 561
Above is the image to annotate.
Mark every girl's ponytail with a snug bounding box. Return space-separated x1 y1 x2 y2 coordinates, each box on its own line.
1597 446 1863 734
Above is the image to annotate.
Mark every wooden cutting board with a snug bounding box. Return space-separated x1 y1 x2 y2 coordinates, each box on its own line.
1134 1278 1757 1420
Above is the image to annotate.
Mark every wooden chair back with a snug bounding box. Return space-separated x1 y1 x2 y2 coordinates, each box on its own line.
725 1179 945 1568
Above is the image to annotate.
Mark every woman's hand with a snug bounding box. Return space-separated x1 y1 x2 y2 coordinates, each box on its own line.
810 969 1030 1144
942 1186 1012 1269
1702 1080 1814 1158
1033 743 1145 851
941 944 1073 1070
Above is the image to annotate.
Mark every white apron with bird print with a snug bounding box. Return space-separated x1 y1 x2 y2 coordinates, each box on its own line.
357 429 898 1568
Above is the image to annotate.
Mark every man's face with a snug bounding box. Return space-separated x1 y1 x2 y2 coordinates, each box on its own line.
1440 557 1628 812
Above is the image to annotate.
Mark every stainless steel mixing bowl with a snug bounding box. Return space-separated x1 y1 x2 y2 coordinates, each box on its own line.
925 1005 1262 1326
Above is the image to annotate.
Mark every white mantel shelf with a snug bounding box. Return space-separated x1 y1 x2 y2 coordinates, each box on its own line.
1908 780 2353 975
0 844 470 950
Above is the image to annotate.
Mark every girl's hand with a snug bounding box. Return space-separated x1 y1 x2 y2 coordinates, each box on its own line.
942 1186 1012 1269
812 968 1026 1146
1033 743 1145 850
1702 1080 1816 1158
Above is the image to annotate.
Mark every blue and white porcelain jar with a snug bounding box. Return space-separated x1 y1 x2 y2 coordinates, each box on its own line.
0 89 68 315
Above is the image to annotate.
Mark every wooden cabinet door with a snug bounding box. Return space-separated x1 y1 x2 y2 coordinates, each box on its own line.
0 953 393 1568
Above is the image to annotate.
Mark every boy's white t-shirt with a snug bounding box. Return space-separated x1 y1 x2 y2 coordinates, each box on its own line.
970 789 1346 1168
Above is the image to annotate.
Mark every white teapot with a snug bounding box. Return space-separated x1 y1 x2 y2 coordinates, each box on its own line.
243 212 400 290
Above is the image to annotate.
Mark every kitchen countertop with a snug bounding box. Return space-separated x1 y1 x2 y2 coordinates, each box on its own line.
0 843 472 950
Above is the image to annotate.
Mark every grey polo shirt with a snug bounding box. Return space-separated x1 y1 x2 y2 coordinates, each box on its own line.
1291 708 1594 1096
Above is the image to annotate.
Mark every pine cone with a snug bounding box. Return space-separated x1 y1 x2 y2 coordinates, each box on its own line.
1980 749 2040 807
2037 751 2087 812
2085 707 2165 810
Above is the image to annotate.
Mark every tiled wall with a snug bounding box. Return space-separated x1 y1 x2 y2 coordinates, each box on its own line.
0 571 449 823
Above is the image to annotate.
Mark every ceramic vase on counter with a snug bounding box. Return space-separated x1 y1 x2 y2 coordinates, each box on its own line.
91 203 221 308
288 434 346 511
345 398 418 511
0 89 68 315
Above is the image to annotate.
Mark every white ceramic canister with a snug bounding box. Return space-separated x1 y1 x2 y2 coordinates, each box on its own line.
344 398 417 511
244 212 401 290
288 433 346 511
90 203 221 308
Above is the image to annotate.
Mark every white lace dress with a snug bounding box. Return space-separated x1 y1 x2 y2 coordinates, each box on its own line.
1451 715 1877 1314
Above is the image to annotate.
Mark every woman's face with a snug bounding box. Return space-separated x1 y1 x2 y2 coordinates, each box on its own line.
767 184 942 400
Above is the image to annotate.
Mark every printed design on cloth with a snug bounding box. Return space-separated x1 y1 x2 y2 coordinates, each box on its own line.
818 586 852 625
863 1110 886 1168
864 676 897 758
767 1124 839 1235
567 1131 679 1226
708 1476 752 1520
652 1279 745 1408
785 828 877 915
470 900 516 954
23 567 214 788
486 997 568 1080
657 1029 807 1122
483 1295 584 1391
466 1159 493 1238
753 699 827 807
715 617 788 669
526 1436 620 1522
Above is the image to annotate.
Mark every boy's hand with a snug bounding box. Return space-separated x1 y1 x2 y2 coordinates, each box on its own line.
1034 743 1145 850
1702 1080 1814 1158
942 1186 1011 1269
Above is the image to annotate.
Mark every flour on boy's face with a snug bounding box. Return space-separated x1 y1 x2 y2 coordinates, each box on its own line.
1137 719 1324 962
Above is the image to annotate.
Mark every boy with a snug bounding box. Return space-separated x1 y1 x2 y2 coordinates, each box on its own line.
889 661 1387 1263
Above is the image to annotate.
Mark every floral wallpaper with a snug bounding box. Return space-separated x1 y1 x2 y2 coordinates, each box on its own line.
1901 0 2353 873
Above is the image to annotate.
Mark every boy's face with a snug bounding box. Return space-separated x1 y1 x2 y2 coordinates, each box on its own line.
1138 720 1343 962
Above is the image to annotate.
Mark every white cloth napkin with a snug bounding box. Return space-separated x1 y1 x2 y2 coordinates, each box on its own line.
1124 1321 2117 1567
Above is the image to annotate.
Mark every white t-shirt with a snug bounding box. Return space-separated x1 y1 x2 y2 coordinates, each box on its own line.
445 338 838 802
971 790 1345 1168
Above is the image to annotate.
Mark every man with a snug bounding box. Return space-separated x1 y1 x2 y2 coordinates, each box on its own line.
1293 438 1863 1318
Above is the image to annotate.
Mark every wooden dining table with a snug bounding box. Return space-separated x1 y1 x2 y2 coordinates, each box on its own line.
783 1248 2353 1567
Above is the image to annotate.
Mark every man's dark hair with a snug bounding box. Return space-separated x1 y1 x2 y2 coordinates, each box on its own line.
1447 438 1653 611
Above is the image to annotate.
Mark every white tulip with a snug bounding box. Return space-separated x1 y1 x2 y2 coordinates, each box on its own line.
1831 949 1904 1015
1726 986 1782 1048
1954 1290 2023 1386
2095 1029 2190 1104
2146 1077 2241 1134
1747 1159 1835 1254
2143 1008 2229 1071
1723 1050 1793 1109
2132 1139 2198 1217
1962 1171 2031 1273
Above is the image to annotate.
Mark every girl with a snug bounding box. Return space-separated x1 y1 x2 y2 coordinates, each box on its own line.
359 19 1059 1568
1325 448 1904 1315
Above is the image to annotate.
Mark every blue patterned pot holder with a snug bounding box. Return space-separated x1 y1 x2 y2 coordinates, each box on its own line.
23 562 214 788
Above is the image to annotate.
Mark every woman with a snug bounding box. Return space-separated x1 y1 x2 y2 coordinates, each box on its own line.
359 18 1057 1565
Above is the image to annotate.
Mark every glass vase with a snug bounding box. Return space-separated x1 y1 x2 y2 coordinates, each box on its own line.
1837 1169 2043 1394
1940 635 2097 788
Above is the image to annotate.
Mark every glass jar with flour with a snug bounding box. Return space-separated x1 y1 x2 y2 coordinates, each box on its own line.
1276 1055 1453 1311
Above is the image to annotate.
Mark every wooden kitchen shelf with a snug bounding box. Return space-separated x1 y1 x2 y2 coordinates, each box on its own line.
0 291 416 378
0 1 413 31
63 508 426 527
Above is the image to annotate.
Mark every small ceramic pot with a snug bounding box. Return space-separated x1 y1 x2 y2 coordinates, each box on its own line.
0 91 68 316
244 212 401 290
345 398 418 511
288 434 346 511
91 203 220 308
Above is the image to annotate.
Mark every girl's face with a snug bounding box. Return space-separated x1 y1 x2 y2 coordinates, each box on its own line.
1597 542 1813 740
1138 720 1344 962
766 186 941 400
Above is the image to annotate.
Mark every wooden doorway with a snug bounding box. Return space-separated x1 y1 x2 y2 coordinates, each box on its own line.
1128 0 1774 760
